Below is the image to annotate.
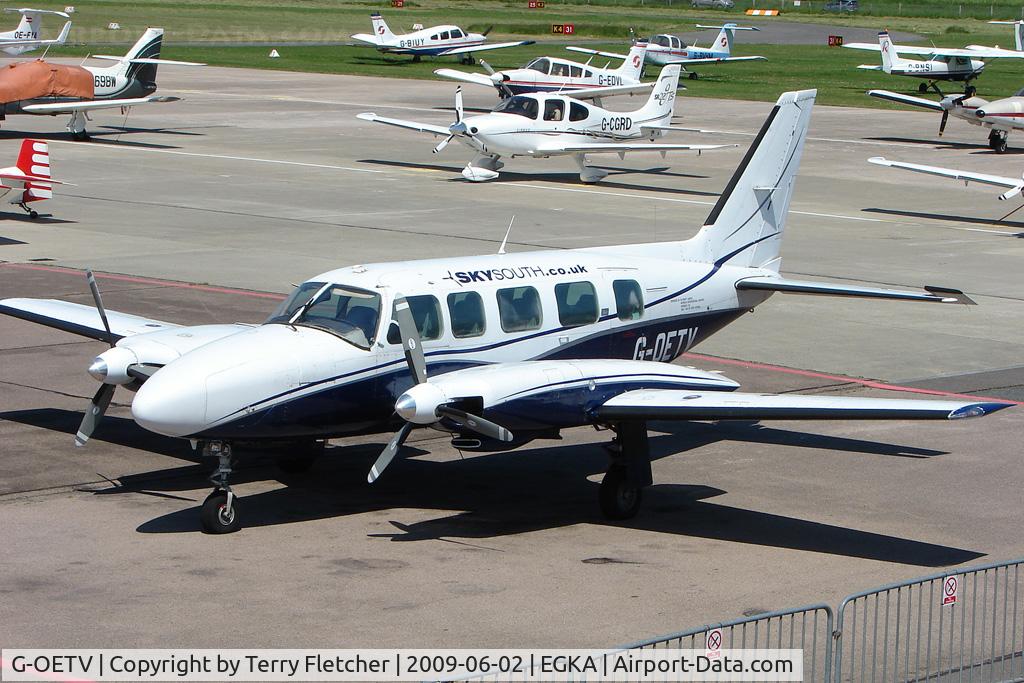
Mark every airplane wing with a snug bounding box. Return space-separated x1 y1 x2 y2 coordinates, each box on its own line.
542 142 734 155
665 56 766 66
356 112 451 138
962 45 1024 58
868 157 1023 198
438 40 535 57
866 89 944 111
566 82 655 100
596 390 1010 421
433 68 497 88
21 96 182 115
565 46 630 60
734 276 975 304
0 298 180 343
845 42 1011 58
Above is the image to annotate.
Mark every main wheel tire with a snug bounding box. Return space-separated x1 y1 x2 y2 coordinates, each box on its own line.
29 210 38 219
688 72 699 80
994 136 1008 154
965 85 977 98
918 83 929 93
599 465 642 520
201 490 241 534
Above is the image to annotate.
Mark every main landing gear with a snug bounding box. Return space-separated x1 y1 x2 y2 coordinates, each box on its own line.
989 129 1009 154
18 203 38 219
599 421 653 520
67 110 89 141
200 441 240 534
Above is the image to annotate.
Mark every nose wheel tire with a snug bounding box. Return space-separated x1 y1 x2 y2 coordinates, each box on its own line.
201 489 241 534
599 465 642 520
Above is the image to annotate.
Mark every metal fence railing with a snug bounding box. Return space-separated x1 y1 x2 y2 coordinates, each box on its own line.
833 558 1024 682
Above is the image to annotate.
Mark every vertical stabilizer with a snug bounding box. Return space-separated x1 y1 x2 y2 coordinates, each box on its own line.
878 31 900 74
616 42 647 81
17 139 52 203
634 64 681 125
686 90 816 269
371 13 397 43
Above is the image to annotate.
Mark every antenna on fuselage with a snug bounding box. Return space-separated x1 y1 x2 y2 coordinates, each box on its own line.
498 215 515 255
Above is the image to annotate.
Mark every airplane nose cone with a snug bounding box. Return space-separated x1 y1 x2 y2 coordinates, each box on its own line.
87 358 108 382
450 121 469 135
131 370 208 437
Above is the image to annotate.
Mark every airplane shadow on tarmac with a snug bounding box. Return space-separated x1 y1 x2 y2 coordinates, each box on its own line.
0 128 191 150
864 136 1015 153
863 207 1024 235
8 408 966 566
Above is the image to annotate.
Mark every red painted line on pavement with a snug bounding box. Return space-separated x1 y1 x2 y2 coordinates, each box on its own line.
1 262 286 300
684 352 1021 405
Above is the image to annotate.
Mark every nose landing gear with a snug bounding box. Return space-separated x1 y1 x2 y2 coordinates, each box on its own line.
200 441 241 534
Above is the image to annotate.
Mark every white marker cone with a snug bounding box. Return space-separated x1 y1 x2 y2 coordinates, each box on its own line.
269 49 280 58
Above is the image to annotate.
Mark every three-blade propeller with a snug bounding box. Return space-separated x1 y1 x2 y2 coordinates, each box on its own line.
76 269 117 447
366 297 512 483
433 87 466 154
939 93 969 136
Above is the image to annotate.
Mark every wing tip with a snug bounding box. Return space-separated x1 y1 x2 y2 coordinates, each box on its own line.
949 402 1015 419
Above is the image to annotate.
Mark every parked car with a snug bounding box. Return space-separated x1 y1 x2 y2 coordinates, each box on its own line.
691 0 735 8
824 0 858 11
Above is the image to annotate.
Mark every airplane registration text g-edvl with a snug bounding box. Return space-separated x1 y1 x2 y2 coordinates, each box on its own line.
632 326 699 362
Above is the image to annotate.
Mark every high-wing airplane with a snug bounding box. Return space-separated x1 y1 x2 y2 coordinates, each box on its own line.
567 24 765 80
0 138 60 217
870 156 1024 203
434 43 652 99
844 30 1024 95
0 89 1011 534
0 7 70 56
351 12 534 64
358 65 731 183
867 88 1024 153
1 27 204 140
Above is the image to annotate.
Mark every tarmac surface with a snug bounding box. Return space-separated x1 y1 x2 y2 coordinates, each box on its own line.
1 64 1022 650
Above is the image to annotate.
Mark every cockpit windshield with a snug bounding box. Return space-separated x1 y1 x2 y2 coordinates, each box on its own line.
493 95 539 119
525 57 550 74
1015 87 1024 97
264 281 382 350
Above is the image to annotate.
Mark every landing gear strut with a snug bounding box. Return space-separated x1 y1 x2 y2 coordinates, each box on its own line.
67 110 89 141
599 420 652 520
200 441 241 534
989 129 1008 154
18 203 38 219
964 84 977 98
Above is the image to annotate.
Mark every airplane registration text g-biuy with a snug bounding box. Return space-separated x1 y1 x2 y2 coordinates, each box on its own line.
1 89 1011 534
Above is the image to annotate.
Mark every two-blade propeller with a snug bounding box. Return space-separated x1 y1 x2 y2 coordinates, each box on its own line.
480 59 513 99
939 93 969 136
366 297 512 483
76 269 117 447
433 87 467 154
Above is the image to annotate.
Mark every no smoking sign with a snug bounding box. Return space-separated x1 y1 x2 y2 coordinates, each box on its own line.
942 575 959 606
706 628 723 658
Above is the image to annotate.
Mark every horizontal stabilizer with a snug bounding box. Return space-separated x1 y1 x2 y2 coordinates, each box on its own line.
0 298 179 342
667 56 766 66
736 276 976 304
91 55 206 66
596 390 1012 421
568 82 655 100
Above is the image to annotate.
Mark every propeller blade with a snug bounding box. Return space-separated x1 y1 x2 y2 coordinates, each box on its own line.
436 405 513 442
86 269 114 347
479 59 496 74
75 383 115 447
482 25 494 37
455 86 464 124
433 134 454 154
393 297 427 385
998 185 1024 201
368 422 413 483
939 110 948 136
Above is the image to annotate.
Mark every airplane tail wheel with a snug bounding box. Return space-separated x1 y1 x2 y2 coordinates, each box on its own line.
599 465 642 520
29 210 38 219
688 72 698 80
201 490 241 534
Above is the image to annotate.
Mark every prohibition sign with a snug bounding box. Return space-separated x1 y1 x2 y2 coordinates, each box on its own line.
942 575 959 606
706 628 723 656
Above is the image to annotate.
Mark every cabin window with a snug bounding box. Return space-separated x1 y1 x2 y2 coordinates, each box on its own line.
569 101 589 122
266 283 382 350
613 280 644 321
671 36 682 49
551 62 570 77
555 281 598 328
526 58 550 74
654 35 671 47
583 69 593 78
431 34 439 41
440 30 450 40
387 295 443 344
543 99 565 122
496 286 542 332
493 95 539 120
569 65 583 78
447 291 486 338
450 28 464 38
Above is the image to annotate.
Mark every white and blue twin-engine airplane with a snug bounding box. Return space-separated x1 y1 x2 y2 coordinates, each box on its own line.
351 12 533 63
0 90 1010 534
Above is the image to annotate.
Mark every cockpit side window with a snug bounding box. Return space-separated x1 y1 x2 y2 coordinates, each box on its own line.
267 283 382 350
526 58 550 74
493 95 539 120
450 28 464 38
440 30 450 40
447 291 486 338
654 35 671 47
551 61 570 77
543 99 565 121
386 295 444 344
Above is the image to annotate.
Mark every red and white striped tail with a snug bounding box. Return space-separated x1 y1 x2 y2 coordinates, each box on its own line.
17 139 52 203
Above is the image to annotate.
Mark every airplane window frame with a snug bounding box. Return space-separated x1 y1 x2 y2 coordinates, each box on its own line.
450 28 464 39
496 286 543 333
543 99 565 122
569 102 589 122
447 291 486 338
386 294 444 344
613 279 644 321
554 281 599 328
440 30 451 40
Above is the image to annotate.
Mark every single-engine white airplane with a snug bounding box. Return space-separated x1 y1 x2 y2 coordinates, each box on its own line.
845 30 1024 95
1 27 204 139
867 87 1024 153
0 7 70 55
434 43 652 99
870 156 1024 203
567 24 765 80
0 138 60 217
358 65 730 183
351 12 533 64
0 89 1011 534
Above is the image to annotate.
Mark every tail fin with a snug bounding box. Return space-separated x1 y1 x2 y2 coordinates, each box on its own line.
634 64 681 124
13 10 41 39
1016 21 1024 52
693 23 758 56
615 42 647 81
371 12 396 43
686 90 816 269
878 31 899 73
17 139 52 204
91 28 164 87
